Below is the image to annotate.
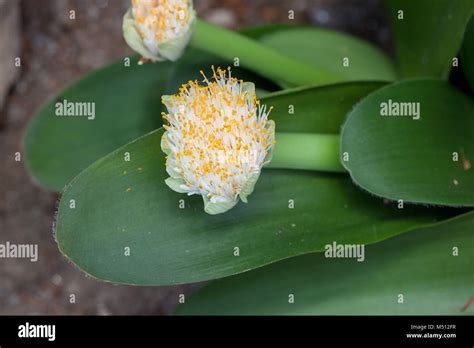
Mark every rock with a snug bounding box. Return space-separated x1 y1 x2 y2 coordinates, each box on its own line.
203 8 237 28
0 0 21 114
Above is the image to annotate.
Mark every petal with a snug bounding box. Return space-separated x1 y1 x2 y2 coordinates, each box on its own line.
165 177 189 193
238 171 261 203
122 8 158 61
203 195 238 215
160 131 172 155
241 81 256 101
166 165 182 179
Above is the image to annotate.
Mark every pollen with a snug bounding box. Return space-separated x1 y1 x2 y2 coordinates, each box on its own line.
132 0 191 46
161 66 275 210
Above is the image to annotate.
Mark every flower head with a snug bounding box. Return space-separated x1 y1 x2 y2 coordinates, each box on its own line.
161 67 276 215
123 0 196 62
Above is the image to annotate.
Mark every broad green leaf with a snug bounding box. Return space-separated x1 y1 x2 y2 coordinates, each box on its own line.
384 0 474 78
263 82 385 134
24 56 172 191
462 15 474 92
239 24 307 39
176 211 474 315
341 79 474 207
258 28 396 85
54 83 452 286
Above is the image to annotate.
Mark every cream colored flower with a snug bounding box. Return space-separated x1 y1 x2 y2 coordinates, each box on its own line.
161 67 276 214
123 0 195 62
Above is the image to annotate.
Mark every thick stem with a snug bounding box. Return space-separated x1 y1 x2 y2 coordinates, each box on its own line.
191 19 342 87
267 132 345 172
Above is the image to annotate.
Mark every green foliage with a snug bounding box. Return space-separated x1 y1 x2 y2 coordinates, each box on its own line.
259 28 396 86
461 15 474 92
54 83 451 285
385 0 474 78
23 11 474 311
341 79 474 206
176 211 474 315
24 56 172 191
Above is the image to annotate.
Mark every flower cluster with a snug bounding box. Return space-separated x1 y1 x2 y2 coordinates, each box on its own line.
161 67 275 214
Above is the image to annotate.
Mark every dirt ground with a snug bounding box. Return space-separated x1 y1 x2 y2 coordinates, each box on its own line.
0 0 390 315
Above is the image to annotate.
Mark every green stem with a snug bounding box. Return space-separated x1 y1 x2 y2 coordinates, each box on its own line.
268 132 346 172
191 19 342 87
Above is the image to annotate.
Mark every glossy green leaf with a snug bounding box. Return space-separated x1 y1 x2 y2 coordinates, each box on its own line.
385 0 474 78
176 211 474 315
54 83 452 286
341 79 474 206
24 56 172 191
261 81 386 134
258 28 396 86
239 23 307 39
462 15 474 92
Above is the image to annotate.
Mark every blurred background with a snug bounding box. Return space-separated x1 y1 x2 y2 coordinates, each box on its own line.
0 0 391 314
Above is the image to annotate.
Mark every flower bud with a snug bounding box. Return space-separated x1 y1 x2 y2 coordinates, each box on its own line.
123 0 196 62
